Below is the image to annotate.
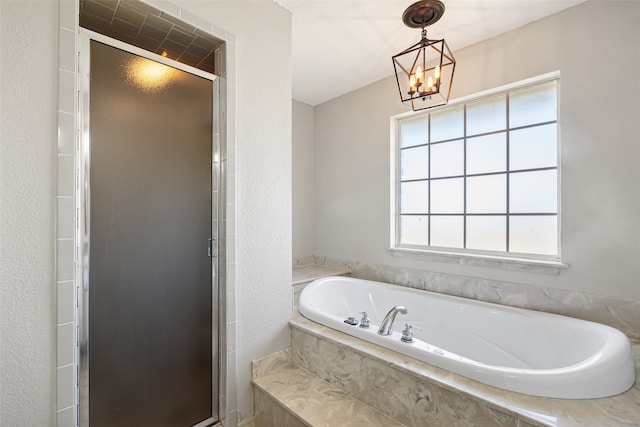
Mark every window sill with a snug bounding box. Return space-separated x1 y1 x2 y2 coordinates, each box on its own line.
387 246 568 275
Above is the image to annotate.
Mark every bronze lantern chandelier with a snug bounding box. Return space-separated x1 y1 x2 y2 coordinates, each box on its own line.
392 0 456 111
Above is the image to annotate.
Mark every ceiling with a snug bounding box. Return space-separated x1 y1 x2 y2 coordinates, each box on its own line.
274 0 585 106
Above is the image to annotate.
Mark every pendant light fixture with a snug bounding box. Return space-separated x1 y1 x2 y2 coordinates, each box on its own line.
392 0 456 111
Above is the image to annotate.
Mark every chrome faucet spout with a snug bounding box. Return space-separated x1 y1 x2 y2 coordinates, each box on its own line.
378 305 408 336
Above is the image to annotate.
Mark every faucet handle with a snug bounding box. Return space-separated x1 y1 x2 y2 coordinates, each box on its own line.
344 316 359 326
358 310 370 328
401 323 421 343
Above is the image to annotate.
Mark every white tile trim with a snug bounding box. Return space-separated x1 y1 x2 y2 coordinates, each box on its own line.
56 1 238 425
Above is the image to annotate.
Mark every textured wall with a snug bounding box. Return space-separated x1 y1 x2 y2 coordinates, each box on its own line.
1 0 292 424
292 100 315 259
0 1 58 425
313 1 640 302
176 1 293 421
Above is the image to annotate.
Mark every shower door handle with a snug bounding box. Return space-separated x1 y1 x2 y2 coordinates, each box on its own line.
208 238 218 258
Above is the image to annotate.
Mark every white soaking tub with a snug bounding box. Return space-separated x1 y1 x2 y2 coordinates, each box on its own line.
298 276 635 399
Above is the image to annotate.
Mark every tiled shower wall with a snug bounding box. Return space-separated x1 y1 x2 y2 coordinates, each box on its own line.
56 2 77 424
55 0 237 425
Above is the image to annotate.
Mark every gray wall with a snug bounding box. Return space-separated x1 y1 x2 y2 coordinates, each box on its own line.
292 100 315 259
309 0 640 302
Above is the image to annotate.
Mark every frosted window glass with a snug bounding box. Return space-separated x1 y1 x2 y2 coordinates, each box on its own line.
431 140 464 178
400 116 429 148
510 124 557 170
510 216 557 255
431 216 463 248
431 178 463 213
510 170 557 213
430 105 464 142
394 80 559 257
467 133 506 175
467 174 506 213
400 146 429 180
400 215 428 245
510 81 557 128
466 216 506 251
467 95 506 136
400 181 428 213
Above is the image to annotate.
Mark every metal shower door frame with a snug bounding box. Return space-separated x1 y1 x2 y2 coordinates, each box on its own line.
77 29 221 427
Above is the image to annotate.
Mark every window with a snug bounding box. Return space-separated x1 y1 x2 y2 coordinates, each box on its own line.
393 77 559 260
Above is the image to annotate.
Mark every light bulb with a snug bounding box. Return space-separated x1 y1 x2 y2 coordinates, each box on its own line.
125 57 177 93
409 74 416 92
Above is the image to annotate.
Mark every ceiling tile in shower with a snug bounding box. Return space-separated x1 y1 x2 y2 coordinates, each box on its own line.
143 14 173 33
135 35 162 53
167 28 195 47
178 53 203 69
159 11 196 33
139 23 165 42
192 33 219 51
83 0 117 19
80 12 112 34
111 18 139 37
185 43 210 58
114 3 146 28
159 39 187 57
79 0 224 76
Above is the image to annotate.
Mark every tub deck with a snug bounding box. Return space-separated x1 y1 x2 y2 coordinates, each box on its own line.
290 314 640 426
299 276 635 399
292 263 350 285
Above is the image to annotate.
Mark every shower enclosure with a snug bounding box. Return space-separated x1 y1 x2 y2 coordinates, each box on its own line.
78 32 221 427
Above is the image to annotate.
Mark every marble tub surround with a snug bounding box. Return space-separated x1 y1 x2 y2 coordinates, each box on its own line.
293 256 316 267
292 262 350 285
237 417 256 427
254 388 306 427
291 316 640 427
253 348 292 378
309 256 640 341
252 348 403 426
253 363 405 427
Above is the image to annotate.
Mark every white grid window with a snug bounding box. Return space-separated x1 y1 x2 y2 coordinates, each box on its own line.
394 78 559 258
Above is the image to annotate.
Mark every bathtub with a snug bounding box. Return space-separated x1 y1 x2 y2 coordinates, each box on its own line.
298 276 636 399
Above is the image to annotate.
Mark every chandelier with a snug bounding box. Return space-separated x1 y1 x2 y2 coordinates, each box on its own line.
392 0 456 111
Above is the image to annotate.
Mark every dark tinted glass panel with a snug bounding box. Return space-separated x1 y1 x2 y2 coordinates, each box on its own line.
89 40 213 426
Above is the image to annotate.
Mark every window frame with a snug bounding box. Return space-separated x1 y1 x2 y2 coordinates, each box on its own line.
389 72 567 271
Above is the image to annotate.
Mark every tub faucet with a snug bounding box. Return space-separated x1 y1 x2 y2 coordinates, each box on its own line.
378 306 408 336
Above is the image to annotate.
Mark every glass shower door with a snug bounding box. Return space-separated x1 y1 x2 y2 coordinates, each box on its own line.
86 39 217 426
